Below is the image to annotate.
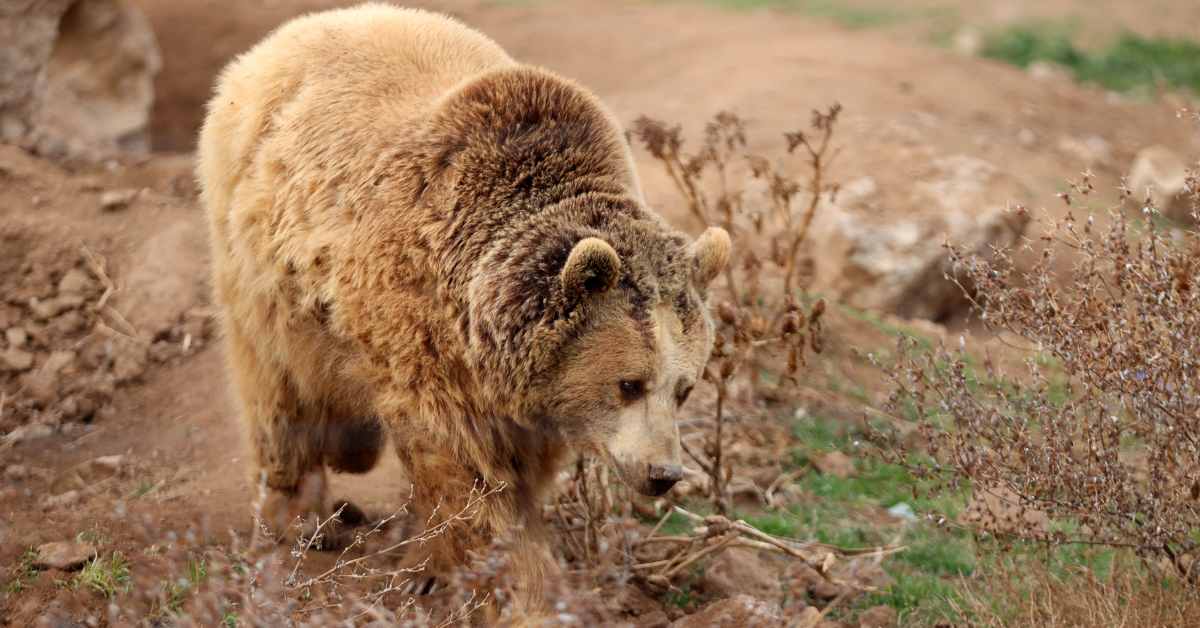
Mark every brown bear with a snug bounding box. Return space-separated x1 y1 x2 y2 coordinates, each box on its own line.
197 2 730 602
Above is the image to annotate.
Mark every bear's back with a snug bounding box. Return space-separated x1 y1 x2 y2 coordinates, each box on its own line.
198 4 515 233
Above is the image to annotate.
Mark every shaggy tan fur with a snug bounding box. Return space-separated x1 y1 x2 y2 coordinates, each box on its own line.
197 3 729 603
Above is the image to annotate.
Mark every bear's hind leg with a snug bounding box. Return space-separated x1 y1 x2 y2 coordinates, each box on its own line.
226 325 339 547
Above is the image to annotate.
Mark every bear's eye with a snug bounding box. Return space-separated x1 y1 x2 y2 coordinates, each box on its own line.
618 379 647 402
675 384 694 407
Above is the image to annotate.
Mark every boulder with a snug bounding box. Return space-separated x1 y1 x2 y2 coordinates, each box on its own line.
0 0 160 160
806 156 1031 321
0 0 73 143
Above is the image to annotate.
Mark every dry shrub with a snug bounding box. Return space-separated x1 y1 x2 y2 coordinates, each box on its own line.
957 558 1200 627
541 107 906 602
105 483 622 627
629 107 837 513
114 487 510 627
873 138 1200 580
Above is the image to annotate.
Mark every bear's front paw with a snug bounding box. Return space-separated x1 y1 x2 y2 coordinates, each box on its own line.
258 494 369 551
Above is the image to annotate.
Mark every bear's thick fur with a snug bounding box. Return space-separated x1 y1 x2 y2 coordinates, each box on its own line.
198 3 729 601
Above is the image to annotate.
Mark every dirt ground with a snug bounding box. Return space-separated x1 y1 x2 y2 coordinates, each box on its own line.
2 0 1198 625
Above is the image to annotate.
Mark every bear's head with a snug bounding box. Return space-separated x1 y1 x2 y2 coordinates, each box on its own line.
542 225 731 496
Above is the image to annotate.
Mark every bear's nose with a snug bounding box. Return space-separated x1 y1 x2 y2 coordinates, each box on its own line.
646 463 683 496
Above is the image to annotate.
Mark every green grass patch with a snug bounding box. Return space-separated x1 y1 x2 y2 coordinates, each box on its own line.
74 552 131 599
982 25 1200 94
792 413 852 454
3 547 40 595
156 556 209 616
784 458 974 621
655 509 698 536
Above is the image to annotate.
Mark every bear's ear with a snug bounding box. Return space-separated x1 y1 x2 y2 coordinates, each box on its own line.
561 237 621 299
689 226 731 288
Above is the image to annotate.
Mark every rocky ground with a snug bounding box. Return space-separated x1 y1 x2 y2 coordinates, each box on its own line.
1 0 1198 626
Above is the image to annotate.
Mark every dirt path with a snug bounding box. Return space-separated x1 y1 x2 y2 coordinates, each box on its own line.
2 0 1197 623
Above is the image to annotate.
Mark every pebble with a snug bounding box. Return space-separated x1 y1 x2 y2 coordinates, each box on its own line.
29 294 85 320
56 268 92 295
3 422 53 447
4 326 27 347
0 347 34 371
99 188 139 211
4 464 29 481
42 490 80 510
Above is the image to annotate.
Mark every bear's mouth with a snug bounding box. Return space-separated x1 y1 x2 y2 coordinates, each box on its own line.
599 448 679 497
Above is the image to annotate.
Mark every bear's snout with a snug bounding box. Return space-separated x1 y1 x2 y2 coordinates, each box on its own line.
643 463 683 496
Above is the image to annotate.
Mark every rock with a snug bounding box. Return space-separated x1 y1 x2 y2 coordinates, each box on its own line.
56 268 92 295
833 560 893 591
61 391 102 422
951 27 982 56
5 464 29 481
1128 146 1196 223
1057 135 1112 168
5 326 28 348
50 310 87 335
615 584 673 627
99 188 139 211
703 548 783 602
858 605 898 628
810 576 847 601
0 0 74 143
807 155 1030 321
0 0 160 160
111 338 148 382
29 294 85 320
43 349 76 374
21 349 76 404
34 540 95 570
886 502 916 521
1016 128 1037 148
3 422 54 447
795 607 822 626
791 564 847 601
1 347 34 371
813 451 855 478
670 595 783 627
1028 61 1072 83
42 489 80 510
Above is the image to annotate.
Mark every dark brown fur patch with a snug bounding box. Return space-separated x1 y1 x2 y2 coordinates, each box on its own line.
325 416 386 474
